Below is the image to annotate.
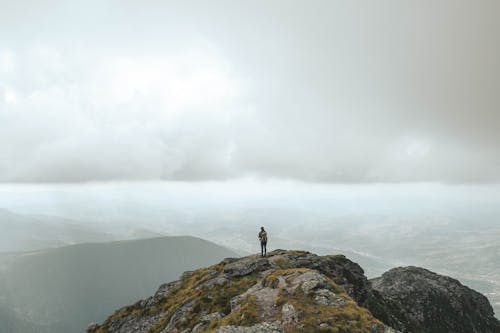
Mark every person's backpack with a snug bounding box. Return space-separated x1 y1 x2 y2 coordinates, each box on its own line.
260 231 267 243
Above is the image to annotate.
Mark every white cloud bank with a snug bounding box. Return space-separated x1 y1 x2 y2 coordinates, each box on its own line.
0 45 248 181
1 1 499 183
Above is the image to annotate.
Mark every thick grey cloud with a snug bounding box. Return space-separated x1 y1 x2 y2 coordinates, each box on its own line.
1 0 499 183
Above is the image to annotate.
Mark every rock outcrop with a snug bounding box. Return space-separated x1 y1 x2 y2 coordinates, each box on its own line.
88 250 500 333
369 266 500 333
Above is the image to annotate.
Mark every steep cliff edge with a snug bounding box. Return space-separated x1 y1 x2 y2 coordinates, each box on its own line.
88 250 500 333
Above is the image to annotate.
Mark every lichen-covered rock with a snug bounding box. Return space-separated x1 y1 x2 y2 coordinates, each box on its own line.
214 321 282 333
222 257 271 278
313 289 345 306
280 303 297 325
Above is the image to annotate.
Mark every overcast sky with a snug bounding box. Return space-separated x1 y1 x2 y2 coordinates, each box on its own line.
1 0 499 183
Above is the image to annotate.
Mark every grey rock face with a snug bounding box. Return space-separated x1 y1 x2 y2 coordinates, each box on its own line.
296 270 330 294
229 281 279 319
192 312 223 332
313 289 345 307
215 321 282 333
370 266 500 333
222 257 271 278
162 299 196 332
280 303 297 325
98 311 163 333
144 280 182 307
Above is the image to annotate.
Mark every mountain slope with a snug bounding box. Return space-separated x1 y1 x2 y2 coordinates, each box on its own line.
89 250 500 333
0 303 39 333
0 236 237 333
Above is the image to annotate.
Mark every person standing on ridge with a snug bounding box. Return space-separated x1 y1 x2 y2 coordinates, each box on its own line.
258 227 267 257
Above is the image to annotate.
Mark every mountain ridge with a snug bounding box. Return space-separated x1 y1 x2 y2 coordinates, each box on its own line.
88 250 500 333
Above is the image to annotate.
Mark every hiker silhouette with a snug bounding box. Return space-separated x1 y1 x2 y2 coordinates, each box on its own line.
258 227 267 257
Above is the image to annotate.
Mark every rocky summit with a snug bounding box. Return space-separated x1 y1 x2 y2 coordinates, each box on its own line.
88 250 500 333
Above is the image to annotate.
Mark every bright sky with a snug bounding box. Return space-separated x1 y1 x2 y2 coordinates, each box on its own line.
1 0 499 183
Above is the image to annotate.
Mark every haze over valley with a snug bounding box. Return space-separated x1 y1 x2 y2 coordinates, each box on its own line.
1 181 499 331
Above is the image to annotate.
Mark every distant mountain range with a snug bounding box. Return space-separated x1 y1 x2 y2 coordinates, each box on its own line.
0 236 238 333
0 208 115 252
